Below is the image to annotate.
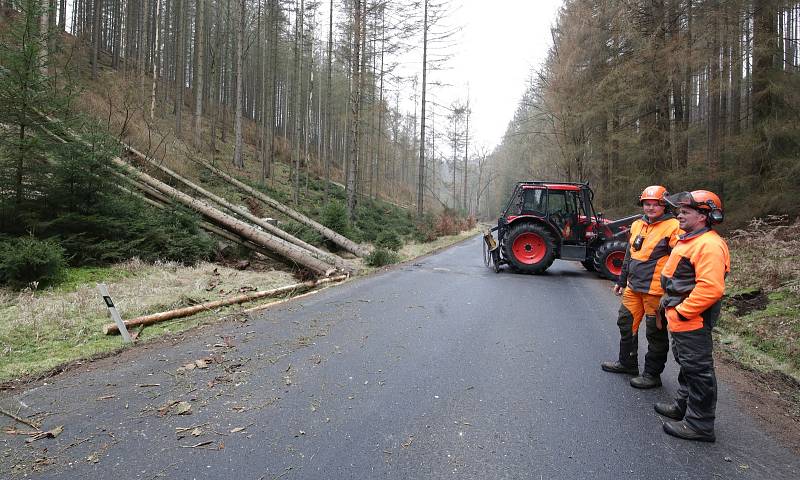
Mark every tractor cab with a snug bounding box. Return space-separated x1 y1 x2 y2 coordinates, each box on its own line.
485 181 636 278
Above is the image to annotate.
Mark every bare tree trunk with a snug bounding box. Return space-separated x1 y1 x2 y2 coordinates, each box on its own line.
91 0 102 79
292 0 305 204
324 0 333 200
417 0 428 216
232 0 245 168
150 0 161 119
347 0 363 221
731 7 742 135
112 0 121 69
193 0 204 149
59 0 66 29
463 100 469 211
707 0 721 169
174 0 185 136
39 0 49 75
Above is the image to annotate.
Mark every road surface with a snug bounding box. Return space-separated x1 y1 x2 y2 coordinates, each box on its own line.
1 236 798 479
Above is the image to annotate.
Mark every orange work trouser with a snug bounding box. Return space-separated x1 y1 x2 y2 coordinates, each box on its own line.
616 289 669 374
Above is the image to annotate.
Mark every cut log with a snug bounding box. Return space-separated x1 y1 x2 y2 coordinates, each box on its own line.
124 144 351 272
190 158 370 257
103 275 348 335
110 156 338 276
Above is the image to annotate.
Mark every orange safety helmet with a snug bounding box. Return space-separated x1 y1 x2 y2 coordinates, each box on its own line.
639 185 668 205
665 190 724 224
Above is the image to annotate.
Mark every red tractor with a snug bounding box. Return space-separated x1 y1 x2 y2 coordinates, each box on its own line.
483 181 638 279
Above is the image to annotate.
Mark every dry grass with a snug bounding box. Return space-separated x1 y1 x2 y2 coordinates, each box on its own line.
728 216 800 292
399 225 483 260
718 216 800 376
0 260 295 382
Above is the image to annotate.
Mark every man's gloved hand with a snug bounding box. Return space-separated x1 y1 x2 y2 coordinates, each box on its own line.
613 284 624 296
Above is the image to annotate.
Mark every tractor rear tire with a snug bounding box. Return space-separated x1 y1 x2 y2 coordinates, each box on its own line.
594 240 627 280
581 259 597 272
503 223 556 274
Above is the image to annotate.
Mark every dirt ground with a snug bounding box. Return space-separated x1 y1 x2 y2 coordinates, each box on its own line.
717 353 800 453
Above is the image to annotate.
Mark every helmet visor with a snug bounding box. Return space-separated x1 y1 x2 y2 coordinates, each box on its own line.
664 192 695 210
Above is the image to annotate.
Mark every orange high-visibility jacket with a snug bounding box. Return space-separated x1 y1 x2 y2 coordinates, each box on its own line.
660 228 731 333
618 214 682 295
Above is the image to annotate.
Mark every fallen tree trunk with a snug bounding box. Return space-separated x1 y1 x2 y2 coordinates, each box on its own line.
32 118 336 275
32 113 340 275
111 155 338 276
191 158 370 257
124 144 351 272
103 275 348 335
119 186 281 261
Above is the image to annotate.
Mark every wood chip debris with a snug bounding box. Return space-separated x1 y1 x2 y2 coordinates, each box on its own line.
0 406 41 429
159 401 193 416
25 425 64 443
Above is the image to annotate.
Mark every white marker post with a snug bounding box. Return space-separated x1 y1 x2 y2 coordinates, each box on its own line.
97 283 132 343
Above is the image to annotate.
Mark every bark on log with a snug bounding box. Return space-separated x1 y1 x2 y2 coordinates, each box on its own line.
111 155 338 276
124 144 351 272
103 275 348 335
191 158 370 257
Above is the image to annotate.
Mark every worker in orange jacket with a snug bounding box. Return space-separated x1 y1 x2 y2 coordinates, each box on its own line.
601 186 681 389
654 190 730 442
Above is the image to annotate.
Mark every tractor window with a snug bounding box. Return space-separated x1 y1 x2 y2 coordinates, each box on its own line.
547 191 569 214
521 189 546 214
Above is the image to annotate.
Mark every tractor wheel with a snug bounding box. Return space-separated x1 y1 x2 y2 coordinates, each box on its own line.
503 223 556 274
581 259 597 272
594 240 627 280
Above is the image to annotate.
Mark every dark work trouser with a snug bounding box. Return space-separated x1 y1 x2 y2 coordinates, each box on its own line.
671 302 721 435
617 289 669 374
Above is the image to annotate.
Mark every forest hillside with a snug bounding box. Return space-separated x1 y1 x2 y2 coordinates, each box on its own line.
487 0 800 226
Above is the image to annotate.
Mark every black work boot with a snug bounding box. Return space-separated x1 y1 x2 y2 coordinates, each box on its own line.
600 361 639 375
630 373 662 389
663 420 715 443
654 402 684 420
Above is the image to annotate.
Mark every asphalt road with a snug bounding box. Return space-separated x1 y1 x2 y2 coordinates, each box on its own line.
1 235 799 479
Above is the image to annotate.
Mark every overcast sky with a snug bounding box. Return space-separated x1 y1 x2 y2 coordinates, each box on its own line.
439 0 564 151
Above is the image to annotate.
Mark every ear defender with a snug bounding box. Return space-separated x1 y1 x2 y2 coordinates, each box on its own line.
705 200 724 224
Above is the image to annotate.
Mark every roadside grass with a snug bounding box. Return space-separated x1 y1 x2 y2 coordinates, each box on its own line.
717 217 800 380
399 225 483 260
0 260 296 382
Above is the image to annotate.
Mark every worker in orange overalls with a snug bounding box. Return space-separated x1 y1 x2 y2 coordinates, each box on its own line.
654 190 730 442
601 186 681 389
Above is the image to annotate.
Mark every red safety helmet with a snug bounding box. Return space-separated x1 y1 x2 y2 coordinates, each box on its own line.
639 185 668 205
665 190 724 224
